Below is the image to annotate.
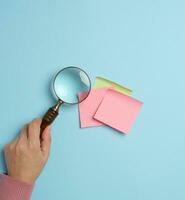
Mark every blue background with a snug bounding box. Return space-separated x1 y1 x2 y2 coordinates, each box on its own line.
0 0 185 199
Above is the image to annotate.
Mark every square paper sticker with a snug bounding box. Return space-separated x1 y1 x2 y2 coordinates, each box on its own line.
94 89 143 133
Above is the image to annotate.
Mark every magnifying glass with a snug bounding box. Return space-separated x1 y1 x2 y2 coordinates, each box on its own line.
40 66 91 135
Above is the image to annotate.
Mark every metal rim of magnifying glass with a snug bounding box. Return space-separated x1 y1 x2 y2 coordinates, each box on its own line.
52 66 92 105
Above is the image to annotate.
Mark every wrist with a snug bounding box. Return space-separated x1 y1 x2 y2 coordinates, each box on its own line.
7 172 36 185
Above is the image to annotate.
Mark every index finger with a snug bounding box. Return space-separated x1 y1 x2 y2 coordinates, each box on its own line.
27 118 42 146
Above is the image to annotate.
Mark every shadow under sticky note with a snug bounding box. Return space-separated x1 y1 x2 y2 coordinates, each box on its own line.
78 88 111 128
94 89 143 134
93 77 132 96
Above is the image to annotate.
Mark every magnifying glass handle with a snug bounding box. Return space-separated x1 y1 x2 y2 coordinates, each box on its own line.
40 100 63 137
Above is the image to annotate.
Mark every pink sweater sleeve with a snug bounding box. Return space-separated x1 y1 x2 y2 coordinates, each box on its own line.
0 174 34 200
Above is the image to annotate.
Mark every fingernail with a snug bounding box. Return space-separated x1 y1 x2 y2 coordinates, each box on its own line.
48 125 51 131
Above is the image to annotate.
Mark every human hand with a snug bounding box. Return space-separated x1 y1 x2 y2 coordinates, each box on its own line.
4 119 51 184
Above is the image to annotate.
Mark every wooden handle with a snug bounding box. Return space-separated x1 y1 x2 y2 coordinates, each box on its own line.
40 108 58 134
40 100 63 138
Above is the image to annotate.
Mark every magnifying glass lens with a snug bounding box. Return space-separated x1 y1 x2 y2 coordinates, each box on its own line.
54 67 91 104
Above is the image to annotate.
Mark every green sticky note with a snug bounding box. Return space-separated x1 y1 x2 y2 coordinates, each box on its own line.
93 76 132 96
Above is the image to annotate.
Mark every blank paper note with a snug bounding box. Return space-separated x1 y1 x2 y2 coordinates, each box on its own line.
78 88 111 128
93 77 132 96
94 89 143 134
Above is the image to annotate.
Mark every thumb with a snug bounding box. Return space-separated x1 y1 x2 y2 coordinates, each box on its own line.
41 125 51 156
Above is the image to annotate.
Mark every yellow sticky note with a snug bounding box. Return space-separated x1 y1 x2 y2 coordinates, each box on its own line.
93 77 132 96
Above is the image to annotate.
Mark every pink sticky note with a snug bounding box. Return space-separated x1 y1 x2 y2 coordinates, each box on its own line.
94 89 143 134
78 88 111 128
